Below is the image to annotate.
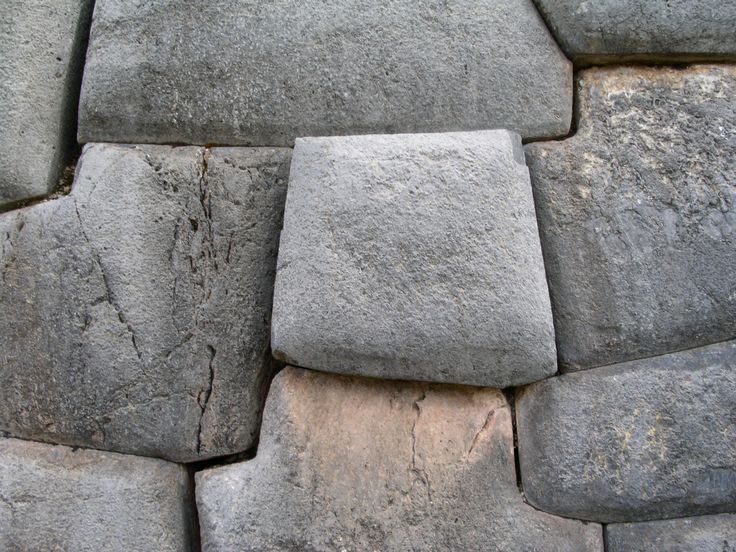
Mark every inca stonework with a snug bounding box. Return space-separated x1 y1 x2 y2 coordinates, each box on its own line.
1 0 735 550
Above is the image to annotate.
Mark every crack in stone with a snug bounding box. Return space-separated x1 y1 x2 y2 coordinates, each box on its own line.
196 344 216 454
410 390 431 502
468 408 498 456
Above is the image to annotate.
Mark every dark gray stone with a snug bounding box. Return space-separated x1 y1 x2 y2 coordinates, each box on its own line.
272 130 556 387
0 0 93 208
607 513 736 552
78 0 572 145
517 340 736 523
0 437 196 551
533 0 736 63
0 143 290 462
196 367 603 552
526 66 736 372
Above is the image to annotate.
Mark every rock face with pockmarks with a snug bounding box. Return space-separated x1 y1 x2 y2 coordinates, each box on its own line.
196 367 603 552
526 66 736 371
0 143 290 461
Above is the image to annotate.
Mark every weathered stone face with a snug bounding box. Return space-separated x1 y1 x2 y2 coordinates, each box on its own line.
0 0 93 208
606 513 736 552
272 130 557 387
78 0 572 145
526 66 736 372
0 143 290 462
0 437 196 551
516 340 736 523
196 367 603 552
533 0 736 63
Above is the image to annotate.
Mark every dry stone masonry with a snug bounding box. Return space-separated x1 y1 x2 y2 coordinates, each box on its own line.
1 0 735 550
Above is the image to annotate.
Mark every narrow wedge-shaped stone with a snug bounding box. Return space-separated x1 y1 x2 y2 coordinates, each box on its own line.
196 367 603 552
0 143 290 461
517 340 736 523
272 130 556 387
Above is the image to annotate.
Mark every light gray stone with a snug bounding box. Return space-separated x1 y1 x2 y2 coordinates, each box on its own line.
196 367 603 552
607 513 736 552
78 0 572 145
525 66 736 372
0 437 196 552
533 0 736 63
0 143 290 462
272 130 556 387
0 0 93 208
517 340 736 523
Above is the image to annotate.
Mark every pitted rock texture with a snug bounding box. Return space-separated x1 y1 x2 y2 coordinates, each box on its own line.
533 0 736 63
517 340 736 523
78 0 572 146
0 143 290 462
607 513 736 552
0 437 196 552
196 367 603 552
0 0 93 208
272 130 556 387
526 65 736 372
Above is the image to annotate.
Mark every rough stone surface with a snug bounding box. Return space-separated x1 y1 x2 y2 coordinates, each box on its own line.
196 366 603 552
607 513 736 552
526 66 736 371
533 0 736 63
272 131 556 387
517 339 736 523
0 143 290 462
0 0 93 208
78 0 572 145
0 437 196 551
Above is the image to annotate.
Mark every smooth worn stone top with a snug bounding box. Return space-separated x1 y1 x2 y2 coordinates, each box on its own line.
533 0 736 62
607 513 736 552
0 0 93 208
0 143 290 462
196 367 603 552
526 65 736 372
272 130 557 387
0 437 196 552
517 339 736 523
78 0 572 145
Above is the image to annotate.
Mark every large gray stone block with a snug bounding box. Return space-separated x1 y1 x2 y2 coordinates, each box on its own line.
607 513 736 552
533 0 736 63
517 340 736 523
0 143 290 462
0 0 93 208
78 0 572 146
525 66 736 372
0 437 196 551
272 130 556 387
196 367 603 552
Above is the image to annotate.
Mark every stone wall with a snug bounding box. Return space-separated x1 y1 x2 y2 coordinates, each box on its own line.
1 1 734 550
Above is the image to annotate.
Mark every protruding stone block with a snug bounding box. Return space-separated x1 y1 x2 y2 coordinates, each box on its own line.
196 367 603 551
272 130 556 387
526 66 736 371
0 143 290 462
0 437 196 551
606 513 736 552
78 0 572 145
517 340 736 523
0 0 93 208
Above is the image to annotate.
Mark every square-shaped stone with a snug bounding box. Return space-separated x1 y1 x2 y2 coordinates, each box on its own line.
272 130 556 387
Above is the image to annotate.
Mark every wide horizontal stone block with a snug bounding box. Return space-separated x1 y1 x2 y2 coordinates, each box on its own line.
196 367 603 551
526 65 736 371
0 437 196 551
0 143 290 462
272 130 556 387
533 0 736 63
517 340 736 523
0 0 93 208
607 513 736 552
78 0 572 146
